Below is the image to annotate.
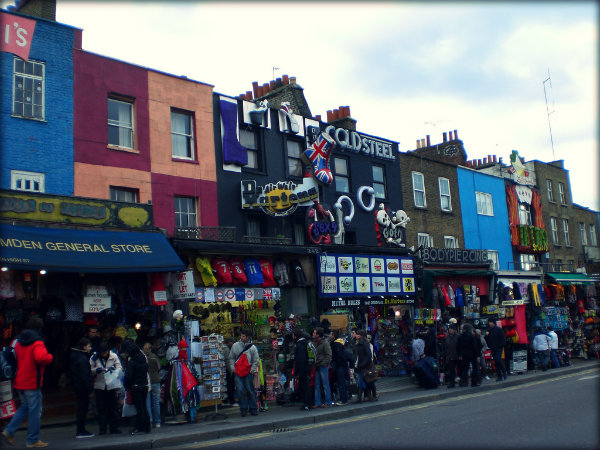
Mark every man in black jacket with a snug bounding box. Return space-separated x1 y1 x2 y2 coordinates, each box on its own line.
456 323 480 387
485 319 508 381
444 325 459 388
292 327 311 411
70 337 95 439
121 339 150 435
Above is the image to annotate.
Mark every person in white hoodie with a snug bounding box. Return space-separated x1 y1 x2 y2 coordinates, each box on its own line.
546 326 560 368
90 340 123 435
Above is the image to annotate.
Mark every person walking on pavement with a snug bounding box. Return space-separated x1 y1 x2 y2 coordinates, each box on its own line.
121 339 151 434
229 329 259 417
546 326 561 369
142 342 161 429
485 319 507 381
444 324 459 388
70 337 95 439
312 327 333 408
475 329 489 380
91 340 123 435
1 315 53 448
292 327 312 411
456 323 480 387
352 328 374 403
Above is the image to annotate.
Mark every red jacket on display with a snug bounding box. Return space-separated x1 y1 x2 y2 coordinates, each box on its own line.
13 329 53 390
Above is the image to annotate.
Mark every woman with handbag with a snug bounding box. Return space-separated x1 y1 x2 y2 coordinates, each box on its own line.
90 340 123 435
352 329 377 403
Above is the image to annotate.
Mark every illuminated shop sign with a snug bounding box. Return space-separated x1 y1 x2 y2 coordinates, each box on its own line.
240 178 318 217
318 253 415 298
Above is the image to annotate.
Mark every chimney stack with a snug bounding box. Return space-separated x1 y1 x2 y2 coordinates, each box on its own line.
426 135 430 147
443 132 448 142
454 129 458 140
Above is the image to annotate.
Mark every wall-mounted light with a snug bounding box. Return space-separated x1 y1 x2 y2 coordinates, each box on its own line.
134 322 142 330
1 267 7 272
39 269 47 275
395 310 401 318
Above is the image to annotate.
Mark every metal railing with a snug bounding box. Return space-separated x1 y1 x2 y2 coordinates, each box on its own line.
241 235 293 245
174 226 236 242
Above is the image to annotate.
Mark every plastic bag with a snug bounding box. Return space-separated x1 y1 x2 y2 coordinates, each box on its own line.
121 402 137 418
104 368 123 391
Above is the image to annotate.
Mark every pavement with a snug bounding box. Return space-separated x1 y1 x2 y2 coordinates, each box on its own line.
1 359 598 449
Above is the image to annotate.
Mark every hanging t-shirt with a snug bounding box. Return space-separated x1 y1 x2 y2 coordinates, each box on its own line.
290 260 307 287
195 256 217 287
244 258 264 286
211 256 233 285
259 258 276 287
229 258 248 285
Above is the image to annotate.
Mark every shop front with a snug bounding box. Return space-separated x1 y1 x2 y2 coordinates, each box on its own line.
543 272 599 361
317 252 416 377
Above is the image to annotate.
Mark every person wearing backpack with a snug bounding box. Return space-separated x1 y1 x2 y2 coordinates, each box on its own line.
229 329 259 417
1 315 53 448
330 329 353 406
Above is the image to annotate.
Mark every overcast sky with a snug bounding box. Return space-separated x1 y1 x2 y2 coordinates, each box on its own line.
5 1 598 210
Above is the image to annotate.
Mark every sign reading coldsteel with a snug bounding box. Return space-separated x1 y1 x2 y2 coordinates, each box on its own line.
421 248 489 265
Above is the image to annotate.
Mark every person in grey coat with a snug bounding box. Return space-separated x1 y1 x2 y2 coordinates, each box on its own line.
444 325 459 388
229 329 259 417
312 327 333 407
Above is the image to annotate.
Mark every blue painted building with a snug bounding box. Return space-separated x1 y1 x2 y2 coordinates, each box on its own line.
0 8 80 195
457 166 513 270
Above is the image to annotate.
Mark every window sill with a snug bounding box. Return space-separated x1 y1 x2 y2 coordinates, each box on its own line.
413 205 427 210
107 145 139 154
11 114 46 123
172 157 198 164
441 209 453 214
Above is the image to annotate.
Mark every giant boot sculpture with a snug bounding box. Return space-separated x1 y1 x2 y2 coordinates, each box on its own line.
302 132 335 185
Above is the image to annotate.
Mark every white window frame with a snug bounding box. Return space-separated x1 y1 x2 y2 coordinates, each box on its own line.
174 196 197 228
475 191 493 216
372 164 387 199
546 179 554 202
518 203 532 226
590 224 597 246
412 171 426 208
562 218 570 246
550 217 559 245
520 253 537 271
438 177 451 212
110 186 139 203
108 98 134 149
239 128 259 169
558 182 566 204
417 233 433 248
286 139 303 177
579 222 588 246
487 250 499 270
11 170 44 192
12 57 45 120
171 110 195 160
443 236 458 248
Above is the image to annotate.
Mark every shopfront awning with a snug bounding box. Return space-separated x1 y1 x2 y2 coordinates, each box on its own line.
0 223 185 273
545 272 597 285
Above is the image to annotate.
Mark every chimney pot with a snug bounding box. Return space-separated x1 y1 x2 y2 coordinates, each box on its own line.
263 83 269 94
426 135 430 147
416 139 421 149
315 115 321 121
478 159 483 166
443 132 448 142
282 74 289 84
289 76 296 84
454 129 458 140
252 81 259 98
269 80 275 89
493 155 497 163
345 106 351 117
333 109 340 120
257 85 264 97
246 90 253 100
483 157 487 164
327 110 333 122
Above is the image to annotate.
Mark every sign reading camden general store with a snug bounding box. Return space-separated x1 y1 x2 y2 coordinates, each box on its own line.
318 253 415 298
323 126 395 161
240 178 319 217
421 248 489 265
